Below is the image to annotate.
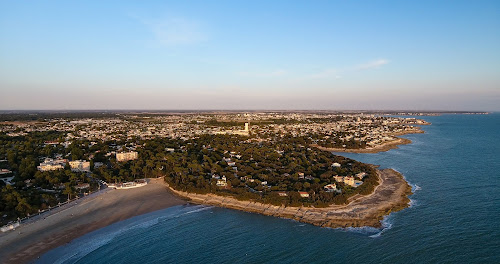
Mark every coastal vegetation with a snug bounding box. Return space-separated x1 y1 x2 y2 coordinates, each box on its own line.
0 131 377 224
0 111 425 225
163 135 378 207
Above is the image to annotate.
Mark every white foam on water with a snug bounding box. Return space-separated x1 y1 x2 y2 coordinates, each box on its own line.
179 205 213 216
127 205 212 230
393 167 421 193
369 215 394 238
39 205 213 264
51 233 118 264
343 225 380 235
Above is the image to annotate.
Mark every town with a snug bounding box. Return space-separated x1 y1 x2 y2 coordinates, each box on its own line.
0 111 427 225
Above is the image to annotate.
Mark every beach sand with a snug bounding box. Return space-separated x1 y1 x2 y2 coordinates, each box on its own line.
0 168 411 263
0 178 186 264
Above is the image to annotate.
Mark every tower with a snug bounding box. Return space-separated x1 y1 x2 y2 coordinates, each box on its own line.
244 122 249 132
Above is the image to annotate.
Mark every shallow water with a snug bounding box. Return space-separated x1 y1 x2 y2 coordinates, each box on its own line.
39 113 500 264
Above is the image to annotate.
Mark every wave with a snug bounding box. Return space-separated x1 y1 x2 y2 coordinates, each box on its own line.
342 226 380 235
39 205 213 264
52 235 115 264
369 215 394 238
331 211 397 237
126 205 213 232
392 168 421 192
180 205 213 216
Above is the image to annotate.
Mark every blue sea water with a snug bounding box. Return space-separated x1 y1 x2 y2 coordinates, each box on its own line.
38 114 500 264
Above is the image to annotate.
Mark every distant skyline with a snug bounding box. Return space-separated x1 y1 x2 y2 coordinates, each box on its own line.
1 0 499 111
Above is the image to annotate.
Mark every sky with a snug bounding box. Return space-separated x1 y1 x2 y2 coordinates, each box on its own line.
1 0 499 111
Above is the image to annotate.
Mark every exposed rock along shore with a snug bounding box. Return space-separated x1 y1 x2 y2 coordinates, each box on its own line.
312 129 424 154
167 169 412 228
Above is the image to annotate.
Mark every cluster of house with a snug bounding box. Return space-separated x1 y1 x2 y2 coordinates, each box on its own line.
333 172 366 188
37 158 68 171
215 123 250 136
223 157 238 171
35 150 138 174
1 113 426 152
37 158 91 172
212 159 366 197
69 160 91 172
276 183 339 198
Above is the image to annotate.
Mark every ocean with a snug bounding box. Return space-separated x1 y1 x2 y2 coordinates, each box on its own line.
38 113 500 264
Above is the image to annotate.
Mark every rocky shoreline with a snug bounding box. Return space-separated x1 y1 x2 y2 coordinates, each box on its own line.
312 129 424 154
167 168 412 228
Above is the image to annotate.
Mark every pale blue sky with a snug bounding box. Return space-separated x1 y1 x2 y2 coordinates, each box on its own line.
1 0 499 110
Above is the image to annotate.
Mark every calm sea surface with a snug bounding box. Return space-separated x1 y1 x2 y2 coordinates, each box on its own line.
39 114 500 264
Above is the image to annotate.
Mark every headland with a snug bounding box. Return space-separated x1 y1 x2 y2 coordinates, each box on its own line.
0 111 425 263
167 168 412 228
312 129 425 153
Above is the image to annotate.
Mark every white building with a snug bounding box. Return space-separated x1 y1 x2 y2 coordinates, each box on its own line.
116 151 138 162
217 122 250 136
75 183 90 190
344 176 355 187
37 158 67 172
333 175 344 183
69 160 91 172
216 176 227 187
324 183 338 192
0 169 12 175
165 148 175 153
356 172 367 179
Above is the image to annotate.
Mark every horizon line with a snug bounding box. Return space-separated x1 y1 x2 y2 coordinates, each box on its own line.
0 109 493 113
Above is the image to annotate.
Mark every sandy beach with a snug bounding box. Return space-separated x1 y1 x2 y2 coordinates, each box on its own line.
0 178 186 264
168 168 412 229
0 169 411 263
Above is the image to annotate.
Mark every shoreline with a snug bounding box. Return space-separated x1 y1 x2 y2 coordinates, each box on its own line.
0 178 187 264
312 129 423 154
167 168 412 229
0 144 414 263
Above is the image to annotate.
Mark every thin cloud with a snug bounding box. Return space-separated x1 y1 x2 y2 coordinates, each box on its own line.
139 16 207 46
353 59 389 71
